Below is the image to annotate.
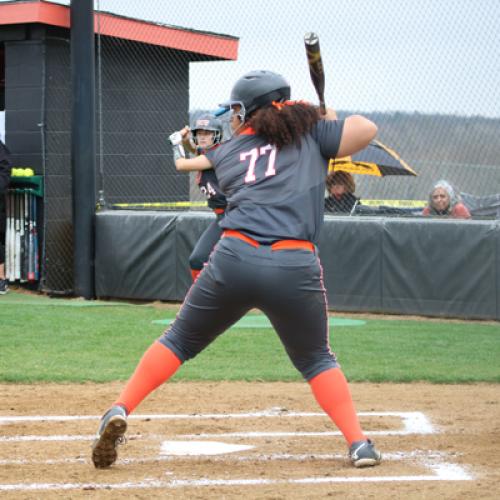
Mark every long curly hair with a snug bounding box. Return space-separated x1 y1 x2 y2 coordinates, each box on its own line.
248 102 321 149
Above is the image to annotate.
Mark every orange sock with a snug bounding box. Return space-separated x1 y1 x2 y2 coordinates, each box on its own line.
114 341 181 414
191 269 201 282
308 367 365 446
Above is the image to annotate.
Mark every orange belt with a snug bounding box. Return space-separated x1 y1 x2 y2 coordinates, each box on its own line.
223 230 314 252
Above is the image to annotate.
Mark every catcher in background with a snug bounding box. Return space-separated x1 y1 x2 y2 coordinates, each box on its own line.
324 170 360 214
170 114 227 281
91 70 382 470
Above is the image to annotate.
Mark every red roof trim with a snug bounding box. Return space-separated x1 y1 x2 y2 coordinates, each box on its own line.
0 1 238 60
96 13 237 59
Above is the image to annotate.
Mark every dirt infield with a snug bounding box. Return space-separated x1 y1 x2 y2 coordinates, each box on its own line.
0 382 499 499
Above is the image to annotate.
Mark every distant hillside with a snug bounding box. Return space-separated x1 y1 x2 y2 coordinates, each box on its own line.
190 109 500 199
355 111 500 166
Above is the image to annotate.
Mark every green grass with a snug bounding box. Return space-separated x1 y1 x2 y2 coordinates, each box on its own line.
0 291 499 383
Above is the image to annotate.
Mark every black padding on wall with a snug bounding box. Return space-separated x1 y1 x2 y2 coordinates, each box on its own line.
319 216 383 311
381 218 498 319
95 211 179 300
95 211 500 319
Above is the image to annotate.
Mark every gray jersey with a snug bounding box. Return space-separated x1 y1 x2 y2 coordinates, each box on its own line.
206 119 344 244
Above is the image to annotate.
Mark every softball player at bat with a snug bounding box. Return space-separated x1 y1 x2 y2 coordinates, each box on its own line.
92 70 382 469
170 115 227 281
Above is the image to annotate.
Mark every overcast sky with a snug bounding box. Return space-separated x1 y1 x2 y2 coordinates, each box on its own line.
17 0 500 117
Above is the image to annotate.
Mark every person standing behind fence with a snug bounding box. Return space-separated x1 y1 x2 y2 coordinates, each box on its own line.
0 139 12 294
422 180 471 219
91 69 382 470
169 114 227 281
324 170 360 213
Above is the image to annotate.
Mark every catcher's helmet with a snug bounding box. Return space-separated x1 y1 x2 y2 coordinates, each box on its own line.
220 70 291 120
191 114 223 145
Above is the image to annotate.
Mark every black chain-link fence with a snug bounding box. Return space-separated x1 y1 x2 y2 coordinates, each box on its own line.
3 0 499 294
92 0 499 213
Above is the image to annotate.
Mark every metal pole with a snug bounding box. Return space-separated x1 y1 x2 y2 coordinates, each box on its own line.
70 0 96 298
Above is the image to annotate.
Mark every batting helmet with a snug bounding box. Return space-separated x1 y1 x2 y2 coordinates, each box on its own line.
220 70 291 120
191 114 223 146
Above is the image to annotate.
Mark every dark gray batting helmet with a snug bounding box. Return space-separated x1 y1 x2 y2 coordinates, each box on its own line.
191 114 223 145
220 70 291 120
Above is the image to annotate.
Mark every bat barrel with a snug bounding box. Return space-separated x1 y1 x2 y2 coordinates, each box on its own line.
304 32 326 114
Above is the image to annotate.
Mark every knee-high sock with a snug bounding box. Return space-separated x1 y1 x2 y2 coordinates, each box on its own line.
309 367 365 446
114 341 181 414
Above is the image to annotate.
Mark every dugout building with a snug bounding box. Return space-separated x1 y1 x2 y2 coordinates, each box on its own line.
0 0 238 294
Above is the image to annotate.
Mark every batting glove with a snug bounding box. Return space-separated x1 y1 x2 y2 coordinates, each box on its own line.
168 131 183 146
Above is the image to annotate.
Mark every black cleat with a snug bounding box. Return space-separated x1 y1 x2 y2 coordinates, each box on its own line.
91 405 128 468
349 439 382 468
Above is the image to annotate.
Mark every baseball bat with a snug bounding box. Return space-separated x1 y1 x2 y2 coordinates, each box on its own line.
304 32 326 115
23 191 29 282
33 194 40 281
19 191 26 282
15 191 21 281
8 192 14 281
5 190 12 280
28 192 34 281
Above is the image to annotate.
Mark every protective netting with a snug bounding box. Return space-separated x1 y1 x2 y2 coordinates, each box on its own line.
88 0 499 215
2 0 500 296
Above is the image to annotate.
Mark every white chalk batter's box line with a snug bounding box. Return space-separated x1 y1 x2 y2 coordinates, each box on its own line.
0 410 474 491
0 410 434 437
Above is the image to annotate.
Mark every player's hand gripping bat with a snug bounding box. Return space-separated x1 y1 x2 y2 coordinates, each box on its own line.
304 32 326 115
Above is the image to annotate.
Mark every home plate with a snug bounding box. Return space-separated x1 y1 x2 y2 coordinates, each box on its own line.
160 441 254 456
